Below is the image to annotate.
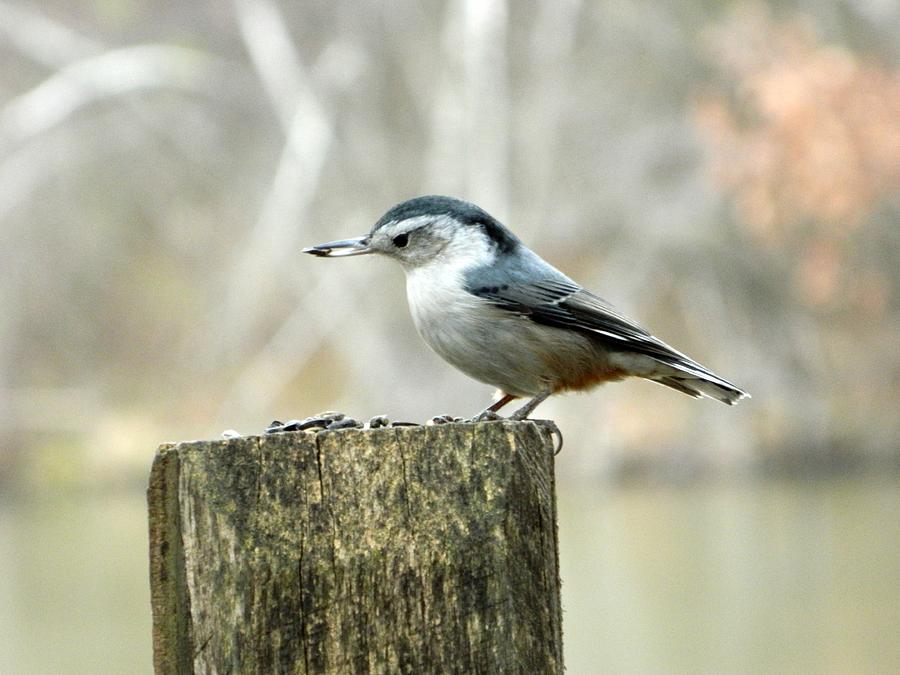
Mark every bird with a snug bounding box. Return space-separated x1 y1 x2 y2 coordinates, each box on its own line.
304 195 749 420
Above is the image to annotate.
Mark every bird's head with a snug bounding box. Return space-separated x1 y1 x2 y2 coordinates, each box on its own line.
303 195 519 271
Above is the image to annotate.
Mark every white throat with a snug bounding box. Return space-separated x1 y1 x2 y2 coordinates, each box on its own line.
404 227 495 329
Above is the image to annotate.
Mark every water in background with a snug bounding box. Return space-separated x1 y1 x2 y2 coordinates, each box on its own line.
558 478 900 674
1 477 898 674
0 494 152 674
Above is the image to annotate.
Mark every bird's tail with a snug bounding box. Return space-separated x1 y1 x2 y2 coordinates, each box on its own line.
608 337 750 405
653 371 748 405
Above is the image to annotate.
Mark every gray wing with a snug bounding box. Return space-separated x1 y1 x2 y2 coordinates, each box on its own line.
467 277 738 386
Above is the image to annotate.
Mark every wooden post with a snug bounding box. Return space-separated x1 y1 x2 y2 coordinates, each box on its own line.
148 421 563 674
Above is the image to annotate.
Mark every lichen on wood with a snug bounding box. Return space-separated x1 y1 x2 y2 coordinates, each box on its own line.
148 421 563 674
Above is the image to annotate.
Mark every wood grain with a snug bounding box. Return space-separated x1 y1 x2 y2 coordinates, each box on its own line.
148 421 562 674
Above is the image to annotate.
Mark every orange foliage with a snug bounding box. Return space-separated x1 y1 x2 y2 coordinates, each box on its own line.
693 3 900 311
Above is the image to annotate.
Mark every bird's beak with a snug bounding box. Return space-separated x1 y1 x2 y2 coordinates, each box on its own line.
303 236 373 257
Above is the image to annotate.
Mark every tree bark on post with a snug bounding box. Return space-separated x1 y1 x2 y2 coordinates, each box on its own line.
148 421 563 674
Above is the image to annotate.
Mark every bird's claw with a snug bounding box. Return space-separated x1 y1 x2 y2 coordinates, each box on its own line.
544 420 564 455
471 409 504 422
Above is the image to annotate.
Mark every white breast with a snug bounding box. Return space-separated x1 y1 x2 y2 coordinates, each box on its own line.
405 231 494 347
403 233 563 397
402 229 495 365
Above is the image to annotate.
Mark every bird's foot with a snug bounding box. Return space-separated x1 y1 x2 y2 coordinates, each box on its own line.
540 420 564 455
471 409 505 422
508 389 553 421
469 392 517 422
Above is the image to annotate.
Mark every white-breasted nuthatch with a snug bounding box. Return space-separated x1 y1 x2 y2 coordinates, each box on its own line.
304 195 749 420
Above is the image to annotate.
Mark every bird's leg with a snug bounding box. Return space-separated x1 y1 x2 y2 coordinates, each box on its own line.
509 388 553 421
472 392 516 422
487 392 516 413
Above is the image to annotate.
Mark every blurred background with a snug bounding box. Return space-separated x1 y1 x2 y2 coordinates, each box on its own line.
1 0 898 672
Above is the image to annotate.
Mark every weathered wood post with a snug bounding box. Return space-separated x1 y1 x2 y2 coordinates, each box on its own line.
148 421 563 674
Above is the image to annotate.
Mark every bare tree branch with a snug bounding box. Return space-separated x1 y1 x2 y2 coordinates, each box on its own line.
0 1 101 67
0 45 223 150
220 0 334 354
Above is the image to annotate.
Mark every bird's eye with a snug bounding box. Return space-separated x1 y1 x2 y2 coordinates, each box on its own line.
392 233 409 248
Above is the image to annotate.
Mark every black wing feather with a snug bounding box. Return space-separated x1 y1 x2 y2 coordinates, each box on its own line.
468 279 733 384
